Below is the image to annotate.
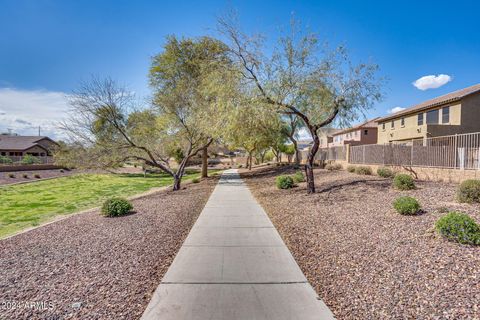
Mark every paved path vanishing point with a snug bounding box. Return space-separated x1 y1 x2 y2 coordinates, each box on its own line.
142 169 335 320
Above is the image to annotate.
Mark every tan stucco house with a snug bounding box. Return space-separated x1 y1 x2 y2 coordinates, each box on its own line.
329 118 379 147
377 83 480 144
0 135 58 157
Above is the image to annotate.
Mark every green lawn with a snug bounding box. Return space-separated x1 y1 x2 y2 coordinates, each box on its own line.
0 170 219 238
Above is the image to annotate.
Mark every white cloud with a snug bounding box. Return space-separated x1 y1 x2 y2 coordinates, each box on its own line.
412 74 452 90
0 88 69 139
388 106 406 114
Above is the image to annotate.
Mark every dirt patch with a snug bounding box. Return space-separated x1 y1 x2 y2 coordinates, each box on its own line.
0 177 217 319
242 166 480 319
0 169 77 185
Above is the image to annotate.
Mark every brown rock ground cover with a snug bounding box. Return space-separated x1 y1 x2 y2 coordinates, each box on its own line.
0 177 217 320
241 166 480 320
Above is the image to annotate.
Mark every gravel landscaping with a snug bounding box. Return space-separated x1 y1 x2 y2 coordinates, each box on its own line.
241 166 480 319
0 177 217 319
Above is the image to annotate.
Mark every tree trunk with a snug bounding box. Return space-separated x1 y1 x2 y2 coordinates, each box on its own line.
292 139 301 166
173 174 182 191
248 152 253 170
305 129 320 194
201 146 208 178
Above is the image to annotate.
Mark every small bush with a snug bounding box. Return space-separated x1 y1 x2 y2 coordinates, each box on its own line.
377 167 394 178
192 178 200 183
238 164 243 168
393 196 421 215
276 175 295 189
101 198 133 217
347 165 356 173
22 174 28 179
8 173 15 178
325 163 342 171
393 174 415 190
21 154 41 165
60 169 64 173
292 171 305 183
0 156 13 164
34 174 41 179
457 179 480 203
355 166 372 175
435 211 480 245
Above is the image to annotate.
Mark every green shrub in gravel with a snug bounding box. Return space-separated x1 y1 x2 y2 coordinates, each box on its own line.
347 165 356 173
393 196 421 215
377 167 394 178
22 174 29 179
292 171 305 183
34 174 41 179
325 163 342 171
457 179 480 203
101 197 133 217
393 173 415 190
276 175 295 189
8 173 15 178
435 211 480 245
355 166 372 175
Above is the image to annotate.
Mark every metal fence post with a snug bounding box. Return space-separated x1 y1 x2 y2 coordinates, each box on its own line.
410 139 414 166
454 134 458 169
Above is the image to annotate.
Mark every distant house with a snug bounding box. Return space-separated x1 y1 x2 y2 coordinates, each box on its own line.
329 118 379 147
376 83 480 144
297 128 341 150
0 136 58 158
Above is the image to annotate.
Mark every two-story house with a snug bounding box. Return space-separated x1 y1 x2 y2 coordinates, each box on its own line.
377 83 480 144
329 118 379 147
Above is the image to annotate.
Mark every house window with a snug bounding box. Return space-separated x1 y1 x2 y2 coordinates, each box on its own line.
442 106 450 123
426 109 439 124
382 123 385 130
0 152 5 156
391 120 395 129
364 129 368 135
401 118 405 126
418 113 424 126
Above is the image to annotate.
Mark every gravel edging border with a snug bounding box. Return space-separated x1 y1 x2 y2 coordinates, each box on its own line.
1 178 202 241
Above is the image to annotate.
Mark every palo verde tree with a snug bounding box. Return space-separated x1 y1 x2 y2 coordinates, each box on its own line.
149 35 233 185
218 15 383 193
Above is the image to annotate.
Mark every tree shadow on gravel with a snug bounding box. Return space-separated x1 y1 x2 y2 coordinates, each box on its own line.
317 178 390 194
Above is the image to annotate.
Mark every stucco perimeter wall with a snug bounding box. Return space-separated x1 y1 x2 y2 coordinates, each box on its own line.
333 162 480 183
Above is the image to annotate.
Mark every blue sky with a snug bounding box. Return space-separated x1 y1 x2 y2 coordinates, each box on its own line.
0 0 479 137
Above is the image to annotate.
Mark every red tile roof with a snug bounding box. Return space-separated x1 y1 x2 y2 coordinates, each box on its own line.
378 83 480 122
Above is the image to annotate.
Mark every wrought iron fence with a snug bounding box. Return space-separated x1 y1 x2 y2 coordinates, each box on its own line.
349 132 480 170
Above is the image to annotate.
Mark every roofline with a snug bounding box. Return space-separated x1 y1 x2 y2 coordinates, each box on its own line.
377 86 480 123
0 143 50 152
377 97 462 123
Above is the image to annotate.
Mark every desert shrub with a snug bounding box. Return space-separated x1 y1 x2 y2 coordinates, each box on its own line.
435 211 480 245
8 173 15 178
101 198 133 217
377 167 394 178
393 174 415 190
325 163 342 171
34 174 41 179
238 164 243 168
347 165 356 173
457 179 480 203
192 178 200 183
393 196 421 215
21 154 41 164
276 175 294 189
292 171 305 183
22 174 28 179
60 169 64 173
355 166 372 175
0 156 13 164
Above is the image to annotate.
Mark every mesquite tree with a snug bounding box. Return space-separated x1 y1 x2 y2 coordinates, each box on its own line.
219 16 383 193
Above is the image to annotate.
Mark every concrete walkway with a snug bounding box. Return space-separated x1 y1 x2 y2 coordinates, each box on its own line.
142 170 334 320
